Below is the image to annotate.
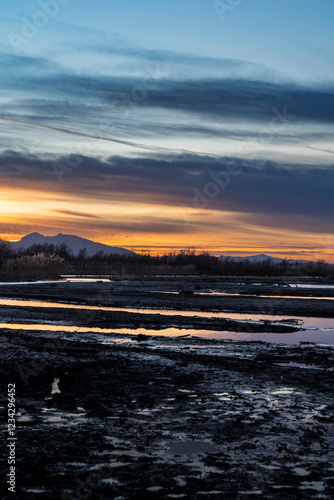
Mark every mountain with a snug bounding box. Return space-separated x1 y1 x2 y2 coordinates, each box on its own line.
10 233 135 257
219 253 311 264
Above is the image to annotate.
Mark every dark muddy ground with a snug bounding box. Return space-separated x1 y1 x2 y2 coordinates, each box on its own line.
0 277 333 317
1 277 334 499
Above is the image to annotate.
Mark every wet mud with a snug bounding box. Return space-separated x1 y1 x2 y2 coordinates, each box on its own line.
1 277 333 499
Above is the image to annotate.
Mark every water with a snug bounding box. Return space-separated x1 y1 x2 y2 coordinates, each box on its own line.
1 283 334 344
0 298 333 331
293 284 334 289
0 277 112 285
1 322 334 345
150 290 334 300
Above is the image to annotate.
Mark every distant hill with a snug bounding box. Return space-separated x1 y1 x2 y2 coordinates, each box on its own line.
9 233 135 257
219 253 311 264
0 235 321 263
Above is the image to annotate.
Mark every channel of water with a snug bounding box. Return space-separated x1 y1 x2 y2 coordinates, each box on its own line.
0 298 334 330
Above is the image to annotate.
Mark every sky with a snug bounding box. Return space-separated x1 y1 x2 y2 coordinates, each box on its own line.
0 0 334 260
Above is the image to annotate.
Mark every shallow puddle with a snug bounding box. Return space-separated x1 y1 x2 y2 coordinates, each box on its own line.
1 322 334 344
234 293 334 301
41 407 87 426
293 284 334 289
1 298 334 331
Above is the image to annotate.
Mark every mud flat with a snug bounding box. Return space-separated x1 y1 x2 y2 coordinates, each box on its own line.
0 277 334 499
0 277 334 317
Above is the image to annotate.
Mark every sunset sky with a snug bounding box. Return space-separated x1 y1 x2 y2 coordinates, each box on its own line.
1 0 334 260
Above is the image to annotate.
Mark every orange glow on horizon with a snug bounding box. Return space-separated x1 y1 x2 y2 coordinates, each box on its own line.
1 228 333 263
1 188 333 263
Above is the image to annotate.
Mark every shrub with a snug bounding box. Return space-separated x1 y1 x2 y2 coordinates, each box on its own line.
0 253 72 281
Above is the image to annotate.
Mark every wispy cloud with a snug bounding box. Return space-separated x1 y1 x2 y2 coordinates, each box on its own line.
2 49 334 143
0 115 171 153
51 209 102 219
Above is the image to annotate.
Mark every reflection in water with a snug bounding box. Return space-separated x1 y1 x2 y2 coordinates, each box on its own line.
41 407 87 426
1 298 334 330
150 290 334 300
0 277 111 285
1 323 334 345
65 278 111 282
226 293 334 301
270 387 297 395
293 284 334 289
0 322 228 337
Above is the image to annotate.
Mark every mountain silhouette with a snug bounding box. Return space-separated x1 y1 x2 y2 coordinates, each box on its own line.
9 233 135 257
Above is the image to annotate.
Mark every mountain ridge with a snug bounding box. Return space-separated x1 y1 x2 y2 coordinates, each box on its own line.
7 232 135 258
219 253 311 264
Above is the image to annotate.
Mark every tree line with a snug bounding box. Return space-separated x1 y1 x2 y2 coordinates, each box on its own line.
0 241 333 279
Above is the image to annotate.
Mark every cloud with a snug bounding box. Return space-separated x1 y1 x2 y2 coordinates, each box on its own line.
51 210 101 219
0 45 333 239
1 150 333 234
0 116 169 153
6 73 334 125
0 213 196 237
1 49 334 146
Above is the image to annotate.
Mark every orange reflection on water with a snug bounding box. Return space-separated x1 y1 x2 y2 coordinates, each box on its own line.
0 323 207 337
